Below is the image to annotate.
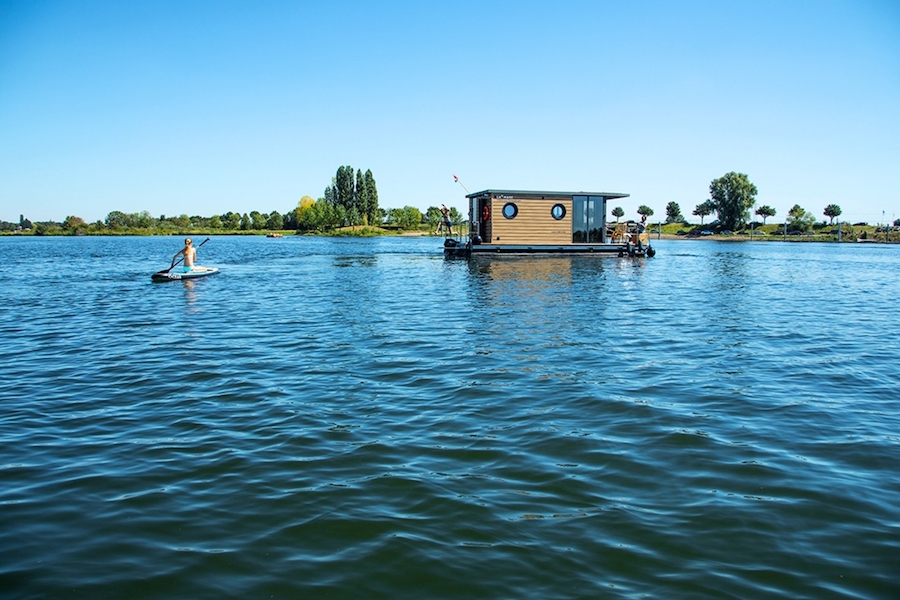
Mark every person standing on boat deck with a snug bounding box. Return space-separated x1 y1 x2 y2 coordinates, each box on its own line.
632 214 647 246
172 238 197 272
440 204 453 236
637 213 647 233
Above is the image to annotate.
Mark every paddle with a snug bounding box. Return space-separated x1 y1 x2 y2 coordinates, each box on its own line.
162 237 210 274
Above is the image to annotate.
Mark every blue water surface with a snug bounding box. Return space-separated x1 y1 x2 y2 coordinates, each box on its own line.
1 235 898 598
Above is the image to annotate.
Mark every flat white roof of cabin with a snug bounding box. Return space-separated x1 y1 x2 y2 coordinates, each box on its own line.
466 189 630 200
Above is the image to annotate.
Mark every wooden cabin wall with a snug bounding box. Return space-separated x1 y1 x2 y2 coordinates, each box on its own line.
489 198 572 245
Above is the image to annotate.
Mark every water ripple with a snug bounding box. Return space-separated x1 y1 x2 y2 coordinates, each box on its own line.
1 237 899 598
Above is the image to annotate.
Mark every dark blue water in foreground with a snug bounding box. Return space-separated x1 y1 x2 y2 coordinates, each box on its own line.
1 235 898 598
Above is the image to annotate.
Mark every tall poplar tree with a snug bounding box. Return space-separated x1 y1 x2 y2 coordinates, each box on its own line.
337 166 355 212
323 165 379 226
355 169 368 225
363 169 378 225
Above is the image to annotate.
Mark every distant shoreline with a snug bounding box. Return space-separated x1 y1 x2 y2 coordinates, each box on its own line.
3 228 896 244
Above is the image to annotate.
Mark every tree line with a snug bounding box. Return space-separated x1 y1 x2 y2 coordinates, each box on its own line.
2 165 455 235
6 167 884 237
608 171 869 234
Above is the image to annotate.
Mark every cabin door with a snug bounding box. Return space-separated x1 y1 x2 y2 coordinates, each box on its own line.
476 198 489 241
572 196 605 243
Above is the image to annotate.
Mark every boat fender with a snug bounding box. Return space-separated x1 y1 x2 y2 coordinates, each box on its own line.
647 246 656 258
472 234 482 245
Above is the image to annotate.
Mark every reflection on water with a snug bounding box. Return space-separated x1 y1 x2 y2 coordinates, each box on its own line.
181 278 198 310
471 255 577 282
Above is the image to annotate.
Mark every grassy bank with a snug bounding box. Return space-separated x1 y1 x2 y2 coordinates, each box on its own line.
644 221 898 243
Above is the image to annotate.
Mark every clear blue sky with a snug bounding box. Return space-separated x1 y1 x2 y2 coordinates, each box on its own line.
2 0 898 225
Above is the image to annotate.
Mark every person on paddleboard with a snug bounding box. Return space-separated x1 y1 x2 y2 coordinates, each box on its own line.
172 238 198 272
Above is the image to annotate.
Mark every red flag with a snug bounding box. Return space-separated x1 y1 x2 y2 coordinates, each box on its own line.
453 174 458 182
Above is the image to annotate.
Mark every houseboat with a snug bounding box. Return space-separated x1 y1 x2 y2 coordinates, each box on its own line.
443 189 655 257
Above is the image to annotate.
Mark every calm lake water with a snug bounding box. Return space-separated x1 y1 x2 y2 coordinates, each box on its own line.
1 235 898 598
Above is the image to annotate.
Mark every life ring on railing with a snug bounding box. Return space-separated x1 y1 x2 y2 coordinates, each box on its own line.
482 204 490 222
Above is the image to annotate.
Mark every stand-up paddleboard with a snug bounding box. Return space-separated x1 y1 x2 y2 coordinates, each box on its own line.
152 237 218 281
151 266 220 281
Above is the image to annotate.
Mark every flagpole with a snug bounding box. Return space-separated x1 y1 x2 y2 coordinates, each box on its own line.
453 174 470 195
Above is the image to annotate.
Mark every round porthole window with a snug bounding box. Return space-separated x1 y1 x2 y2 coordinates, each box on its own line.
551 204 566 220
502 202 518 219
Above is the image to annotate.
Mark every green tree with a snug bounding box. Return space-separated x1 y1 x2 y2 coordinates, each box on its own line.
62 215 86 233
354 169 368 225
611 206 624 222
105 211 128 229
449 207 463 230
693 200 715 225
325 165 379 225
347 207 363 227
389 206 422 230
250 211 266 230
709 172 758 231
283 208 298 230
637 205 654 218
300 199 336 231
266 211 283 230
823 204 842 225
788 204 816 231
135 210 154 229
425 206 442 231
755 205 776 225
240 213 251 230
665 201 683 223
331 165 355 212
363 169 379 225
223 212 241 230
